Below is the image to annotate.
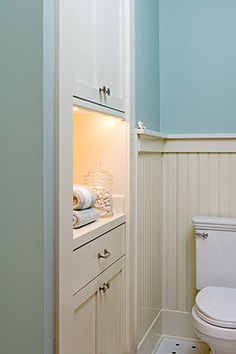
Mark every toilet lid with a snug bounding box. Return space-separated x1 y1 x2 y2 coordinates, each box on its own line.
196 287 236 327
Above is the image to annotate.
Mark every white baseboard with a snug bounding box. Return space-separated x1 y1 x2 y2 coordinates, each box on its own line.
137 311 162 354
137 309 198 354
162 309 197 339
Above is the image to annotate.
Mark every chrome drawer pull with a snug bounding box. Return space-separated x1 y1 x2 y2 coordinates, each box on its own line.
196 231 208 239
98 249 111 259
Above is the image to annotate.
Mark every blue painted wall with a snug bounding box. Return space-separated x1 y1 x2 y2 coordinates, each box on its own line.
135 0 160 131
0 1 45 353
159 0 236 133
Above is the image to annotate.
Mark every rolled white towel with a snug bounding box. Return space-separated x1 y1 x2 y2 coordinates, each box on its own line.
73 208 100 229
73 185 96 210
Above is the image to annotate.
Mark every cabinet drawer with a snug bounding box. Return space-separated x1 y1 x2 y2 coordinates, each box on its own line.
73 223 125 294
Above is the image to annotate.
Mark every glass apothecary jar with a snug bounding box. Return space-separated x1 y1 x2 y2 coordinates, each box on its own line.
84 163 113 217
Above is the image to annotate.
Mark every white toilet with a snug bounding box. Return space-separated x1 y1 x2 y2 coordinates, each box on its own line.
192 216 236 354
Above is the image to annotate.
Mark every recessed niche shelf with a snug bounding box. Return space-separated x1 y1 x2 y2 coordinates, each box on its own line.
73 213 126 250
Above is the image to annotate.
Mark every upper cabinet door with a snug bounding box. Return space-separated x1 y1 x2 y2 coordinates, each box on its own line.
73 0 125 113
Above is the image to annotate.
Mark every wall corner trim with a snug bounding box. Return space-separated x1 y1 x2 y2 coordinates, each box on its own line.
137 310 162 354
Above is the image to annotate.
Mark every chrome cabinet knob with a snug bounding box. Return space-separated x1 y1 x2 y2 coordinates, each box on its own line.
99 285 107 293
98 249 111 259
99 86 111 96
99 86 106 94
99 282 111 293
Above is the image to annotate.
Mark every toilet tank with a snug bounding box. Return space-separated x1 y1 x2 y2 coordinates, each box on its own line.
192 216 236 290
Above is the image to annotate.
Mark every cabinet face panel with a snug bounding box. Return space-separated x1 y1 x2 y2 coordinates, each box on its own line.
74 0 100 103
97 268 123 354
73 0 125 112
95 0 124 111
74 293 97 354
73 258 125 354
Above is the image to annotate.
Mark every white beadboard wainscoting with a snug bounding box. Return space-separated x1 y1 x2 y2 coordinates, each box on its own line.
162 152 236 312
135 131 236 353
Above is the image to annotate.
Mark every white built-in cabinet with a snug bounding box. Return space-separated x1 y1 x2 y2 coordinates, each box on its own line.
73 224 126 354
58 0 130 351
73 0 125 113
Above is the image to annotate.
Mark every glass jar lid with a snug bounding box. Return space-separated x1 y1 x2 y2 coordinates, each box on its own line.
85 162 113 183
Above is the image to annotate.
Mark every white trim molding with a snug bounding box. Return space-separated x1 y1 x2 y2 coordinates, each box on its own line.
137 129 236 153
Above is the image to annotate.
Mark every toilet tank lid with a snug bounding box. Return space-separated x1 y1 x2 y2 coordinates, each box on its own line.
192 216 236 231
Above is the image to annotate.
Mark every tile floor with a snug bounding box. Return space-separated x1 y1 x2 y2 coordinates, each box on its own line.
154 337 210 354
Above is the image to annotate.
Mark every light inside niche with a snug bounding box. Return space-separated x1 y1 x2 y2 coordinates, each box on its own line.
73 105 126 188
99 114 117 127
72 105 125 123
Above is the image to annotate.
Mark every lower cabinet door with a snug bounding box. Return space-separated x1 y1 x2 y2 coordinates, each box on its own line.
97 264 124 354
74 292 97 354
73 258 125 354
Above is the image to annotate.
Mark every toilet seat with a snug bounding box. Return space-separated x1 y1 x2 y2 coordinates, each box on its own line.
196 287 236 329
192 306 236 341
195 306 236 329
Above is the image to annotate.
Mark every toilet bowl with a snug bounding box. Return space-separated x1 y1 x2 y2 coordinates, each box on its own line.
192 216 236 354
192 287 236 354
